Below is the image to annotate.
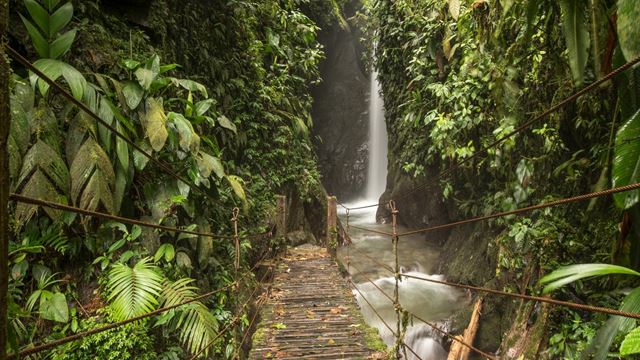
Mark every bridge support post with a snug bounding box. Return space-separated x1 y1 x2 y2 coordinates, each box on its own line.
275 195 286 238
326 196 337 250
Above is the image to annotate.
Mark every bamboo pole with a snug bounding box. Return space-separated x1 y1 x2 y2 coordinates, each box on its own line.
448 298 483 360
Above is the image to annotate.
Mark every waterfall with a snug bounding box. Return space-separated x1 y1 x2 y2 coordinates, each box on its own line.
365 71 388 201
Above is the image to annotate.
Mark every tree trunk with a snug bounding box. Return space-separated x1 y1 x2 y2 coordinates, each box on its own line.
0 0 11 357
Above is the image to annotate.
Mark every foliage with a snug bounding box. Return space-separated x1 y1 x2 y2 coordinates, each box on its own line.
50 317 158 360
540 264 640 359
7 0 333 356
364 0 640 356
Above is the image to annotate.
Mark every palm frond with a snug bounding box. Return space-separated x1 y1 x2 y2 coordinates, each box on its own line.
161 278 219 357
106 257 163 321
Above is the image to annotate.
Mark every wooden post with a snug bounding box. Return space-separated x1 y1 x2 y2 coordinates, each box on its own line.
275 195 286 238
326 196 337 248
1 1 11 357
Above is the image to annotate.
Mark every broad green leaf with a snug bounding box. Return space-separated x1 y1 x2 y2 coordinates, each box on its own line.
621 326 640 356
142 98 168 152
30 59 86 100
20 15 49 58
24 0 49 35
135 68 155 90
194 99 214 117
613 110 640 209
40 292 69 323
121 59 140 70
168 112 200 154
48 2 73 36
540 263 640 293
133 139 153 171
116 122 130 171
217 115 237 134
449 0 460 19
154 243 175 262
559 0 590 87
585 287 640 359
159 63 180 74
618 0 640 62
176 252 192 269
113 167 127 214
174 79 208 97
226 175 247 211
501 0 515 15
525 0 543 40
122 80 144 110
70 138 115 213
197 151 225 179
49 29 76 60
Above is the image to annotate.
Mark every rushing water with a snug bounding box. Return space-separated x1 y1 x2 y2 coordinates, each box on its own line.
366 72 388 200
336 73 468 359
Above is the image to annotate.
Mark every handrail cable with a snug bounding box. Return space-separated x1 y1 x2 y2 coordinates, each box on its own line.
347 242 640 320
398 181 640 237
5 45 225 207
349 279 424 360
10 249 273 358
9 194 275 240
189 268 273 359
343 55 640 211
348 252 495 359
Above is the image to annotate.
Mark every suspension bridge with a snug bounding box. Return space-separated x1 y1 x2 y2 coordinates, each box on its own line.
2 43 640 360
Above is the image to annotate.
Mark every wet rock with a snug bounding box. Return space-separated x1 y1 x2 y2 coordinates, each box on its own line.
311 0 369 201
286 231 318 248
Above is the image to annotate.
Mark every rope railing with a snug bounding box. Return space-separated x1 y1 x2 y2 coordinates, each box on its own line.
342 55 640 211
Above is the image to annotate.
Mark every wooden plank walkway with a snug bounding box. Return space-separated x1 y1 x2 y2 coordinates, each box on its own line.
249 245 386 359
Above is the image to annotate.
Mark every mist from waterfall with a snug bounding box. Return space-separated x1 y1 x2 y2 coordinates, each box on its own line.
365 71 388 202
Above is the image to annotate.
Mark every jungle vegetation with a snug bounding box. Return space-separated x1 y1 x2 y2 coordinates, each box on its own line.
363 0 640 358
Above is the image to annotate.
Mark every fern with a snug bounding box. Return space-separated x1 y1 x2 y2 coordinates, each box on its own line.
106 258 163 321
160 279 219 357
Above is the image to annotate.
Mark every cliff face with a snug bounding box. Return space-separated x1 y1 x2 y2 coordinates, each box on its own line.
311 1 369 201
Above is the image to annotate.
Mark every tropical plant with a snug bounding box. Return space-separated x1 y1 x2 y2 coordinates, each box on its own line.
540 264 640 358
105 258 220 357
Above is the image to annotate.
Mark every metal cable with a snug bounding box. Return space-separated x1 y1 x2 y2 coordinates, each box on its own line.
401 273 640 320
343 55 640 211
349 279 424 360
350 259 495 360
10 193 233 239
11 250 273 358
189 268 273 359
348 242 640 320
398 181 640 237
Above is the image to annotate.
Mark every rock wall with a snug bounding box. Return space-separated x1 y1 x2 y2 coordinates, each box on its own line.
311 1 369 201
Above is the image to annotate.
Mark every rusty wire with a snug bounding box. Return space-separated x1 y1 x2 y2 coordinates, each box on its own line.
398 181 640 237
10 193 233 239
10 249 273 358
348 242 640 320
348 278 424 360
350 252 496 359
343 55 640 211
189 268 273 359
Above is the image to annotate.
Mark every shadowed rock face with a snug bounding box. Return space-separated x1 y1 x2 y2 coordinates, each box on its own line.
311 2 369 201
